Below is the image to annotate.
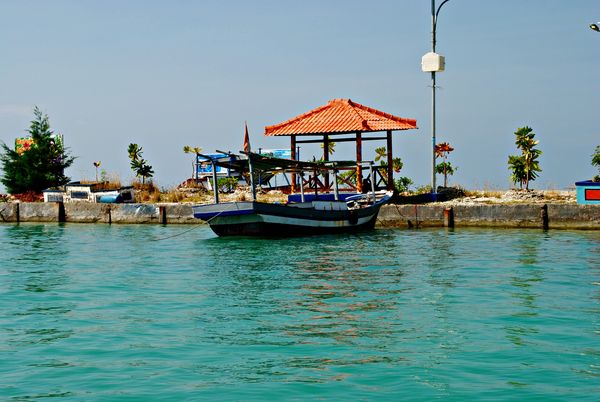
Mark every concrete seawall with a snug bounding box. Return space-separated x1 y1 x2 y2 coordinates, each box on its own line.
377 204 600 229
0 202 598 229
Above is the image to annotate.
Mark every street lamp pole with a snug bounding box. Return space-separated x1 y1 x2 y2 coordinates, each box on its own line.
429 0 450 193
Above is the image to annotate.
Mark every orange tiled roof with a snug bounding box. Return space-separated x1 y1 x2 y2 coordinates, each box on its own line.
264 98 417 136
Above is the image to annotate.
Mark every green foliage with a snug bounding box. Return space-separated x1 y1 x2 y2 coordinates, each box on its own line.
0 106 75 194
374 146 386 163
435 161 456 176
415 184 432 194
391 157 403 173
394 176 413 193
183 145 202 179
374 147 404 171
507 126 542 190
128 143 154 185
320 141 336 155
183 145 202 154
217 177 238 193
374 146 408 191
435 161 457 187
508 155 526 187
337 170 356 186
592 146 600 182
435 142 456 187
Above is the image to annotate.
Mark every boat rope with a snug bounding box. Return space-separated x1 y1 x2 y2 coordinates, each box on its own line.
150 222 205 241
150 204 234 241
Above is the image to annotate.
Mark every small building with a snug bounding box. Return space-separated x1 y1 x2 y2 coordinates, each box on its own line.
43 188 65 203
43 182 135 203
575 180 600 205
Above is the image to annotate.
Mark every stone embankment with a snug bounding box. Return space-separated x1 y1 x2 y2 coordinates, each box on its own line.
0 203 196 225
378 204 599 230
0 201 598 229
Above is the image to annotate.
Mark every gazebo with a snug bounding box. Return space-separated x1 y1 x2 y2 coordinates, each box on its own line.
264 98 417 193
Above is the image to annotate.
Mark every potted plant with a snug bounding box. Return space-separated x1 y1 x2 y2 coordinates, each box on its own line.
575 145 600 204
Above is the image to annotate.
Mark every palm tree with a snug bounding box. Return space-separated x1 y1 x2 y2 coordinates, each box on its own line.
127 143 154 185
435 142 456 187
508 127 542 190
592 145 600 182
183 145 203 179
93 161 101 182
320 140 335 157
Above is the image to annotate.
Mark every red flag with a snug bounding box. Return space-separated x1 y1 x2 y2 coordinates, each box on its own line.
243 122 251 153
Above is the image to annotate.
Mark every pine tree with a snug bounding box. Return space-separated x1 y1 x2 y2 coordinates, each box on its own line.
0 107 74 194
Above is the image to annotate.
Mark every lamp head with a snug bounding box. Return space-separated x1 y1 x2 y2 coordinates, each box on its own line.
591 23 600 32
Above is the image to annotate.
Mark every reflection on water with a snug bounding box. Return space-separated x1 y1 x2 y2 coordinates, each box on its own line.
1 224 75 351
505 234 544 347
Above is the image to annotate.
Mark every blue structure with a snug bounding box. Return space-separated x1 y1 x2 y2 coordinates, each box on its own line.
575 180 600 205
196 153 229 177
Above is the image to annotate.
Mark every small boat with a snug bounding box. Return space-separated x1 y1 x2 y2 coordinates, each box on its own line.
192 152 393 237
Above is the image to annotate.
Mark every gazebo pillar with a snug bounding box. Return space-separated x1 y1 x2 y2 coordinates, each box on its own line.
356 132 362 193
323 135 330 189
290 135 297 193
386 130 394 191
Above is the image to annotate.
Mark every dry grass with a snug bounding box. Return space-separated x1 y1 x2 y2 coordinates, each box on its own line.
448 188 576 205
80 173 122 189
132 181 161 203
463 189 504 198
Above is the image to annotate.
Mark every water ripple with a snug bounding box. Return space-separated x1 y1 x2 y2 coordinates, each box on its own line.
0 225 599 400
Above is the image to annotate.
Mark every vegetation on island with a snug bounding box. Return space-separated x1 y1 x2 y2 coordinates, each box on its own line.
508 126 542 190
434 142 457 187
592 146 600 182
127 143 154 185
0 108 590 206
183 145 202 179
93 161 101 182
374 146 413 193
0 107 74 195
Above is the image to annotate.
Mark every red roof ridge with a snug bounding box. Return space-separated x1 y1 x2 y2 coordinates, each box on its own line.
265 102 332 134
340 99 371 131
264 98 417 136
347 98 416 127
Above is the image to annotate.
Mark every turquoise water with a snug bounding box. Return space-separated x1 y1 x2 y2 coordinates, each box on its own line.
1 224 599 401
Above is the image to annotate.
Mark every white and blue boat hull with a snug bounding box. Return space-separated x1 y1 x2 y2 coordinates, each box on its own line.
193 194 390 237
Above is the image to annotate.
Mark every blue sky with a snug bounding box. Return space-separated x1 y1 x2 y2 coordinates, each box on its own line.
1 0 598 191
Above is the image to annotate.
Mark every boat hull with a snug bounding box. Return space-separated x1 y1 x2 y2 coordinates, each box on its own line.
192 198 387 237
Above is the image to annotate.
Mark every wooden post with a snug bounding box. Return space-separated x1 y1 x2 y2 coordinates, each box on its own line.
356 132 363 193
212 160 219 204
369 162 375 203
159 205 167 225
386 130 394 191
444 207 454 228
333 169 339 200
290 136 296 193
323 135 329 190
248 155 256 201
57 202 65 223
541 204 549 230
